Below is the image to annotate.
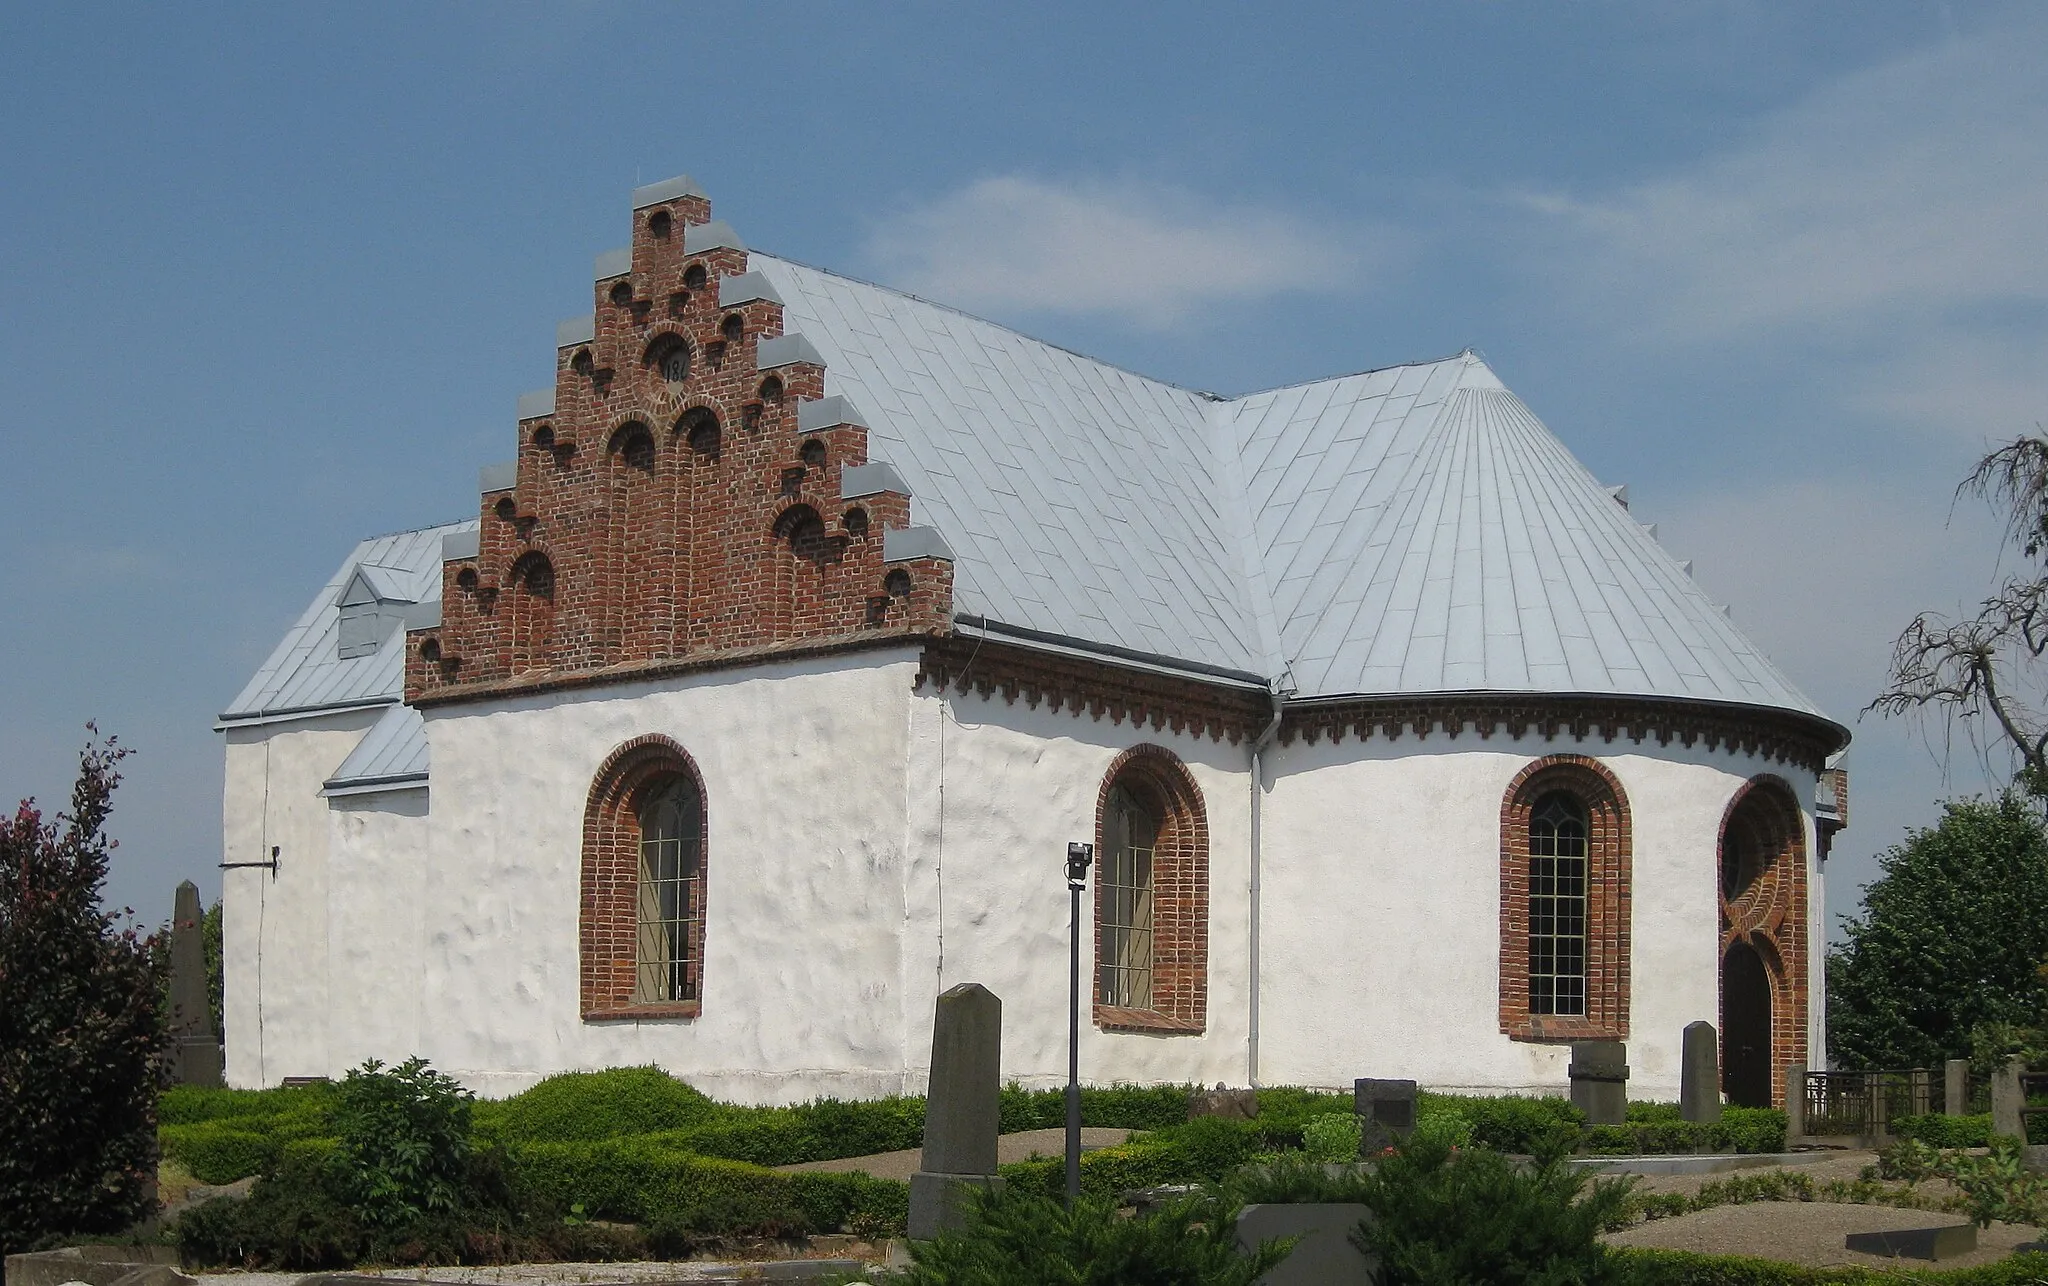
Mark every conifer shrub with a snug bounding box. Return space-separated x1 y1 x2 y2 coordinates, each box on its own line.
1352 1131 1635 1285
886 1186 1292 1286
0 735 165 1256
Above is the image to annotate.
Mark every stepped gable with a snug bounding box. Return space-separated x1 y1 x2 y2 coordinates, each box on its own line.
406 177 955 705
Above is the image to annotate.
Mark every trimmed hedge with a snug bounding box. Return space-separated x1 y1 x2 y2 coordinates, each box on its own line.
159 1082 333 1125
1612 1248 2048 1284
159 1123 280 1186
1893 1113 1995 1149
1000 1116 1267 1199
469 1066 716 1144
508 1138 906 1239
1584 1108 1787 1156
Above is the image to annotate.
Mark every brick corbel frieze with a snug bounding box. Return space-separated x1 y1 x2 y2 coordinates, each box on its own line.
915 636 1268 744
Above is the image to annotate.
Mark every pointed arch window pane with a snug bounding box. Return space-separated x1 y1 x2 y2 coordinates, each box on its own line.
1529 791 1588 1016
636 776 703 1003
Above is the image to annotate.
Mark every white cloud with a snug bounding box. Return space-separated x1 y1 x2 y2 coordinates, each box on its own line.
865 175 1375 328
1521 20 2048 343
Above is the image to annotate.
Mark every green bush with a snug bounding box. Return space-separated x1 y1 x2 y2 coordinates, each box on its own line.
331 1057 474 1227
509 1137 906 1241
888 1186 1291 1286
1301 1112 1364 1162
1579 1108 1786 1157
997 1083 1194 1133
1353 1132 1635 1286
1413 1105 1475 1150
159 1123 280 1185
1894 1112 1995 1149
160 1081 334 1126
1438 1093 1583 1154
473 1065 717 1144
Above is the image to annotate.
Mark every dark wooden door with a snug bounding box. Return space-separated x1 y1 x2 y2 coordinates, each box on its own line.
1722 940 1773 1108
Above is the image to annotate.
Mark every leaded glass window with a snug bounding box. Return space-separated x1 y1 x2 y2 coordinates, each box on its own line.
635 776 704 1004
1100 785 1157 1009
1528 791 1588 1016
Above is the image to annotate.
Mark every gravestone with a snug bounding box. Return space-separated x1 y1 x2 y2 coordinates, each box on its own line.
1354 1078 1417 1154
1568 1041 1627 1126
1680 1022 1721 1124
1992 1058 2025 1141
1237 1203 1376 1284
168 880 223 1087
1190 1084 1260 1120
1945 1059 1969 1117
908 983 1003 1239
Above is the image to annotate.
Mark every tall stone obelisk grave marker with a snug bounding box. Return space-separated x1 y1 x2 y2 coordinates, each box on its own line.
169 880 223 1086
908 983 1004 1239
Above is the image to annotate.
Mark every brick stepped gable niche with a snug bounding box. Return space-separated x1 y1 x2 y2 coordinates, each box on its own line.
408 178 954 706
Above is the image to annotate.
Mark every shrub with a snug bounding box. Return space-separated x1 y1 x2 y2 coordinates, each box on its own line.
889 1186 1292 1285
1894 1112 1995 1149
160 1081 333 1126
1438 1093 1583 1154
1611 1247 2048 1284
1217 1151 1373 1206
1353 1131 1635 1285
1302 1112 1364 1162
472 1065 716 1144
997 1083 1194 1133
331 1057 474 1227
1412 1105 1475 1150
0 735 165 1256
159 1123 281 1185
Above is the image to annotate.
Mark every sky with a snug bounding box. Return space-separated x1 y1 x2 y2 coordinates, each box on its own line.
1 2 2042 944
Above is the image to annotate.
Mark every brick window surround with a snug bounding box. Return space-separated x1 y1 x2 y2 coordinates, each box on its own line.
1499 754 1632 1042
1093 744 1208 1035
1718 774 1809 1107
581 734 708 1021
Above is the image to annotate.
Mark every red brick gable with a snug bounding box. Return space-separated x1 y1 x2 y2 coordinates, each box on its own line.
406 184 953 706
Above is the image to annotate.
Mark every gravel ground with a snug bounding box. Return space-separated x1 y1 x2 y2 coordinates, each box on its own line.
1607 1202 2042 1269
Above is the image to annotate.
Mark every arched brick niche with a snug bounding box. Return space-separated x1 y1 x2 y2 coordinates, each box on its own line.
1499 754 1633 1041
581 734 708 1021
1718 774 1809 1107
1093 744 1208 1035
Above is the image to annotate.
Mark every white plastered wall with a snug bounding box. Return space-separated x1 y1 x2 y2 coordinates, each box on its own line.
402 648 921 1103
1253 728 1820 1101
902 685 1256 1095
220 708 383 1087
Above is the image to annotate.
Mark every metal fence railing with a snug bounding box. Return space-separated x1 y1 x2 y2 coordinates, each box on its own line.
1802 1068 1939 1137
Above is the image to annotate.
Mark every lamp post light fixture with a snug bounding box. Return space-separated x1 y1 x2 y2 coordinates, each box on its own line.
1065 840 1093 1207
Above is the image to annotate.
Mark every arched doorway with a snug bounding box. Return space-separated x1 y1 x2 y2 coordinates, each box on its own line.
1722 939 1773 1107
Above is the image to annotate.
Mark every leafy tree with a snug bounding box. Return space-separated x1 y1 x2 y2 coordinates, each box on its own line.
0 733 165 1254
1828 793 2048 1069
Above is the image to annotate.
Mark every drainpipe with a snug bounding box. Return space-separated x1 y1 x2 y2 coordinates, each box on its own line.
1248 685 1285 1088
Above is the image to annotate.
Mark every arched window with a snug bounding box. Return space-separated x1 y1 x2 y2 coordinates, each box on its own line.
1527 791 1589 1017
1499 756 1631 1041
581 736 708 1020
635 776 704 1004
1094 745 1207 1034
1718 776 1809 1107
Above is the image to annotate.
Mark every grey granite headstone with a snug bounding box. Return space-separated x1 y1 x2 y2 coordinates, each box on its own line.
168 880 223 1087
1568 1041 1627 1126
1993 1057 2025 1140
1354 1078 1417 1154
1945 1059 1969 1117
1680 1022 1722 1124
1845 1223 1977 1261
908 982 1004 1239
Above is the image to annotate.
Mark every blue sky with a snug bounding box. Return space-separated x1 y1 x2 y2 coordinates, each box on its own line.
3 2 2041 939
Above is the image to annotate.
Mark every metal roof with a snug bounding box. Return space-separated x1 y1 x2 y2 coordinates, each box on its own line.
220 520 473 724
323 703 430 795
223 258 1832 740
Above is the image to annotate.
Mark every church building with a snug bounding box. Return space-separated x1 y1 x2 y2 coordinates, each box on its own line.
217 175 1848 1107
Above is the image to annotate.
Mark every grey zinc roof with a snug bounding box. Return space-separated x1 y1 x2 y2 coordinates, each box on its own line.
749 256 1826 721
323 704 430 795
220 520 474 723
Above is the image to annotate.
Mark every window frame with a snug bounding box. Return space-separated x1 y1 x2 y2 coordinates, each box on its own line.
1093 744 1208 1036
1498 755 1632 1042
581 735 709 1021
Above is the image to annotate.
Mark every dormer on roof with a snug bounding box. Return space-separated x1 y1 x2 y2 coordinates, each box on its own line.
337 564 420 660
